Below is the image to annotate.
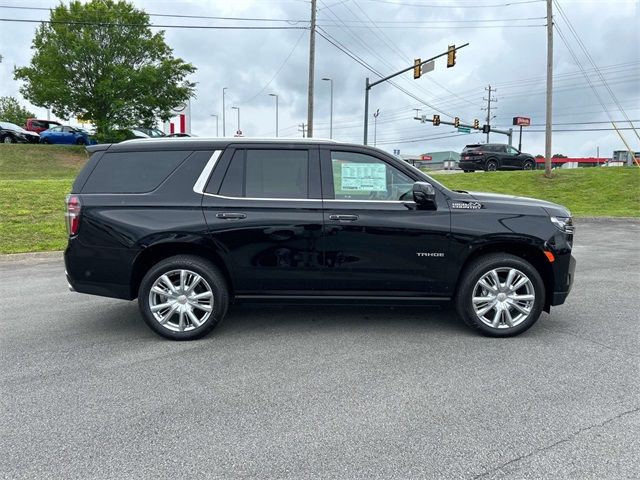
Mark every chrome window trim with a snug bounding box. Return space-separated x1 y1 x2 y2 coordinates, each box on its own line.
201 191 413 204
193 150 221 194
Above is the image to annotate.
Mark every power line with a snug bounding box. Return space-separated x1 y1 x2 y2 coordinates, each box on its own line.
237 30 307 105
361 0 544 8
0 18 308 29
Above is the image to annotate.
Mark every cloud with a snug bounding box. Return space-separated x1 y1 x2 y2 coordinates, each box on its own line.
0 0 638 156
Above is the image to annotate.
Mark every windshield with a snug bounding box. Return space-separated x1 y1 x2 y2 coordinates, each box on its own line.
462 145 481 153
0 122 27 133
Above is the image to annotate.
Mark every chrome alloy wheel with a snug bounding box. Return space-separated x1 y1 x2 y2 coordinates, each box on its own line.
148 269 214 332
472 267 535 329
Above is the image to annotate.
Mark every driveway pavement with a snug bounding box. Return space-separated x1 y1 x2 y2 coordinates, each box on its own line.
1 219 638 479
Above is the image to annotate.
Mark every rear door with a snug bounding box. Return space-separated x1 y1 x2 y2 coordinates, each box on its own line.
319 147 451 296
201 144 324 295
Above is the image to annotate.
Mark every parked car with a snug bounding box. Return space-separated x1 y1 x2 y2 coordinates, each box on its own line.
24 118 62 134
65 138 575 340
459 144 536 172
39 125 95 145
0 121 40 143
131 127 166 138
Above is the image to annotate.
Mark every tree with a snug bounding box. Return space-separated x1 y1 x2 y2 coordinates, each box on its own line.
552 153 567 158
0 96 35 126
14 0 195 141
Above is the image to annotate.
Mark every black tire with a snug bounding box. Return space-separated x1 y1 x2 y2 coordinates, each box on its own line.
2 135 14 144
454 253 545 337
76 137 86 145
463 170 473 173
523 160 534 170
485 159 498 172
42 138 50 144
138 255 229 340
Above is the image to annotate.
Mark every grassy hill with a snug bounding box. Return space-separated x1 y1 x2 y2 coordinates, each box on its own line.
0 144 638 254
431 167 640 217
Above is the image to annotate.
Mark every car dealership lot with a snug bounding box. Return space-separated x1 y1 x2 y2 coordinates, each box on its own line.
1 219 638 479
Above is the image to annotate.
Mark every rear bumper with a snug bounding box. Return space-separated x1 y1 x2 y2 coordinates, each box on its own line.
458 159 484 170
65 242 136 300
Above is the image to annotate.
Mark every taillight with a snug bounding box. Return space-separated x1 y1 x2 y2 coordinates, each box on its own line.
65 194 81 236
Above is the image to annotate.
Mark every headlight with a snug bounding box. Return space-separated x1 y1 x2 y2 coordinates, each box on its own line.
550 216 574 234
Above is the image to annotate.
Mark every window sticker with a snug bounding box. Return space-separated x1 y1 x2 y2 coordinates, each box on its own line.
341 163 387 192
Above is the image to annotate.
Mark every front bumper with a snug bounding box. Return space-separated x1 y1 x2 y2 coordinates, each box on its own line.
550 254 576 306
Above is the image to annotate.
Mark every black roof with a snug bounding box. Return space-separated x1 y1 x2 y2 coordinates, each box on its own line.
87 137 346 153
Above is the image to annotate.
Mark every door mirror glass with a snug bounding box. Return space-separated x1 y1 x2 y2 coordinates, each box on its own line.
413 182 436 209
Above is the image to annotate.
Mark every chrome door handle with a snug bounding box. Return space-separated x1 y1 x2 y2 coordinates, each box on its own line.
216 212 247 219
329 214 359 221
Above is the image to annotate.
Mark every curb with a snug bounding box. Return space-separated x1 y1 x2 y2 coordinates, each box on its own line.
0 251 63 265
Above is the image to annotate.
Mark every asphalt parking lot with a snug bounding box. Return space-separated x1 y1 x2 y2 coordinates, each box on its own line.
1 218 638 479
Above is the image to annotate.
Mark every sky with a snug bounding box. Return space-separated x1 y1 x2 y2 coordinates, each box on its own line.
0 0 638 157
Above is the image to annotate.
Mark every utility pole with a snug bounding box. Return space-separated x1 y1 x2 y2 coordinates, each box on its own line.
545 0 553 177
299 123 307 138
307 0 317 138
222 87 227 137
483 85 497 143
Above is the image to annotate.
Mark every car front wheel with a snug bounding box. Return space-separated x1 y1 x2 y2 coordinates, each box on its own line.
523 161 534 170
455 254 545 337
138 255 229 340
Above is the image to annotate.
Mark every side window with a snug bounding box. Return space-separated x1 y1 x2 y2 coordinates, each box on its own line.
218 150 244 197
330 151 414 201
82 150 192 193
50 126 62 132
246 149 308 199
217 149 309 199
507 146 519 155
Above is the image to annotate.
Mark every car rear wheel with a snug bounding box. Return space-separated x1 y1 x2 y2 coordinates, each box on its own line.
138 255 229 340
42 138 50 144
485 159 498 172
523 161 534 170
3 135 14 144
454 253 545 337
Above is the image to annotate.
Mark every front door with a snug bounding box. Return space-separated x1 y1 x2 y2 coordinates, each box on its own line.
319 147 451 296
202 145 324 295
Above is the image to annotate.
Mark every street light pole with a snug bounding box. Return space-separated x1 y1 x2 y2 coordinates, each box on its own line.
210 114 219 137
222 87 227 137
269 93 279 137
373 109 380 147
322 77 333 139
231 106 240 132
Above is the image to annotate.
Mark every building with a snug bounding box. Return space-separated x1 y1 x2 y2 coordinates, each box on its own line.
612 150 639 166
401 151 460 170
534 157 609 169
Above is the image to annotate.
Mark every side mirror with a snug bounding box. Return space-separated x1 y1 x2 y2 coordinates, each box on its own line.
413 182 436 209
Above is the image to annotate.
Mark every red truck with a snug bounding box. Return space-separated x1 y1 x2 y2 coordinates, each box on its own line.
24 118 62 134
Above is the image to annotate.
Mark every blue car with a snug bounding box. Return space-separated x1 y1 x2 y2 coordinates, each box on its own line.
40 125 95 145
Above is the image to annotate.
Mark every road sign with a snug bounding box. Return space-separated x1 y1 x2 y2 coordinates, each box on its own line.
422 61 435 74
513 116 531 126
458 127 471 133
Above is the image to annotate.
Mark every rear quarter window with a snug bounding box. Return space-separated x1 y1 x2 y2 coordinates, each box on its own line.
82 150 193 194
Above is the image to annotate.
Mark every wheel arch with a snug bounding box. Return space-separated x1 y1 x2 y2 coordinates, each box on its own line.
129 241 234 299
455 241 554 312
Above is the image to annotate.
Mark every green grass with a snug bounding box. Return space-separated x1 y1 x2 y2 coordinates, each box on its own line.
0 144 88 180
0 145 87 253
0 144 638 254
431 167 640 217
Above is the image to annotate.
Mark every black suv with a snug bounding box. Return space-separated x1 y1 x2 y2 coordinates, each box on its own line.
65 138 575 340
459 144 536 172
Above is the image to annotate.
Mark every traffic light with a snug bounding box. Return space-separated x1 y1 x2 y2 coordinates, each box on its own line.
447 45 456 68
454 117 460 128
433 114 440 126
482 124 490 134
413 58 421 79
473 119 480 129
